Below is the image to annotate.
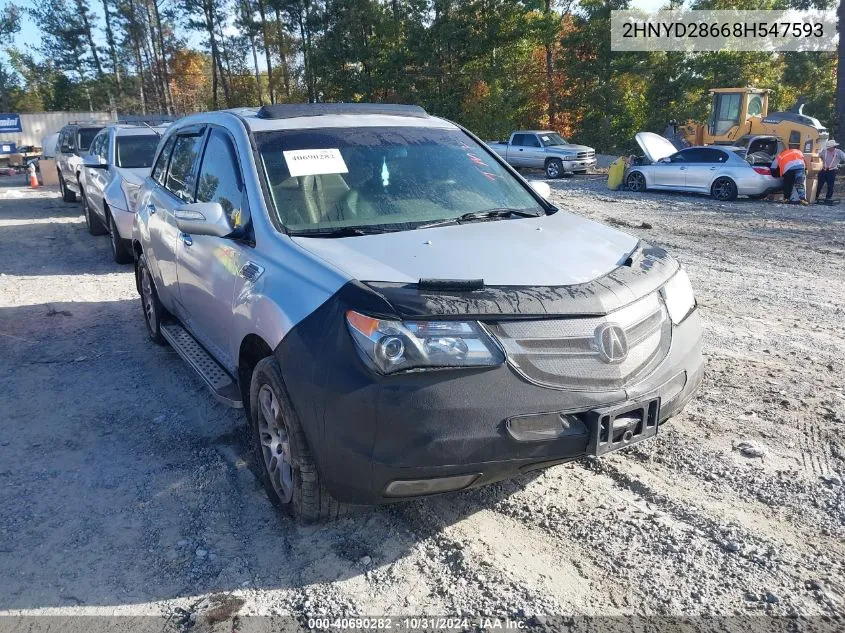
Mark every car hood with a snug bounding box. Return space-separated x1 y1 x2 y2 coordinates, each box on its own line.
635 132 678 163
547 144 593 154
114 167 149 185
291 211 639 286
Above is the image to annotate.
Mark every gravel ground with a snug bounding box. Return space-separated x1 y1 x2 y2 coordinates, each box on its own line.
0 172 843 630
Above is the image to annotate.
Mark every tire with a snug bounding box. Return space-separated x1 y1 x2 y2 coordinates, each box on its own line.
545 158 564 179
711 177 738 201
82 188 107 235
249 356 343 523
60 173 77 202
626 171 647 192
107 209 133 264
137 255 167 345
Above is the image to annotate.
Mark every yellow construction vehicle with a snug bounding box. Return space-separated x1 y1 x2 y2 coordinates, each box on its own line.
675 87 828 170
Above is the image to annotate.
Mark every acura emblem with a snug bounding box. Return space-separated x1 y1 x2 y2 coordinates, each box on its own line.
594 324 628 364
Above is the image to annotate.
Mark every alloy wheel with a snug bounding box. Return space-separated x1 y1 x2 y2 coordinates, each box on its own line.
109 215 119 257
546 161 561 178
627 172 645 192
712 178 734 201
140 267 157 334
257 384 294 503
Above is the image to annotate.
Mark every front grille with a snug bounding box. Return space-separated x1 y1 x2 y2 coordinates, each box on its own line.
576 151 595 160
486 293 671 392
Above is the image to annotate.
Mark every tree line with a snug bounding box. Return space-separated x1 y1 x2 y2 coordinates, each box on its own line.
0 0 839 153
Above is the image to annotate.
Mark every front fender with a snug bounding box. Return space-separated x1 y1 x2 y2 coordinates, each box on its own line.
104 178 128 213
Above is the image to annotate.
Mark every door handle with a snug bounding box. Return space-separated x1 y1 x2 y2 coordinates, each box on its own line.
709 167 717 170
179 232 193 246
146 203 156 215
680 166 687 170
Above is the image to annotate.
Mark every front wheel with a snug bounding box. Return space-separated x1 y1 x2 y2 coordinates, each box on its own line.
137 255 167 345
545 159 564 179
60 174 77 202
626 171 647 192
250 357 343 523
82 188 107 235
108 211 133 264
711 177 738 201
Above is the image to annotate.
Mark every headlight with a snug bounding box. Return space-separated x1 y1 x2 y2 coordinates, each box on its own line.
661 268 696 324
121 180 142 212
345 311 504 374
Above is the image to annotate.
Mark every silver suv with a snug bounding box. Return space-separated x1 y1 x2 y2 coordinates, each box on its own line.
132 104 704 522
56 123 105 202
79 124 167 263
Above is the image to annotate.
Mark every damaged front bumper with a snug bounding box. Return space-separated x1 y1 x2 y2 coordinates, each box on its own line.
276 275 704 504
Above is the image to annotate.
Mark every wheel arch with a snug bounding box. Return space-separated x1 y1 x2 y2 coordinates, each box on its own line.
237 334 274 416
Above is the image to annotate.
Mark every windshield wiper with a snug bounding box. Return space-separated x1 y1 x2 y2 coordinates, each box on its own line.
416 208 542 230
459 208 543 221
288 225 396 238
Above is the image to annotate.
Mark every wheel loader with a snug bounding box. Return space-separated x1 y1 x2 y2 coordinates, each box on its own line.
672 87 828 175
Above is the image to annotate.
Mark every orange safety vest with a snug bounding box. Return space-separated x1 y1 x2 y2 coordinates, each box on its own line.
775 148 806 174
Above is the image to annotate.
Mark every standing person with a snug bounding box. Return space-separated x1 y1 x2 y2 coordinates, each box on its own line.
772 147 809 205
817 139 845 203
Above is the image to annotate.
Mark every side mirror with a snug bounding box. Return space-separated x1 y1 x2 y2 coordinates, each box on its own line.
528 180 551 200
659 157 671 163
60 144 71 154
83 154 107 169
175 202 232 238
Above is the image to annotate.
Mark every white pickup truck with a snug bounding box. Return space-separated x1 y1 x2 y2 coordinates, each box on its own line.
487 131 596 178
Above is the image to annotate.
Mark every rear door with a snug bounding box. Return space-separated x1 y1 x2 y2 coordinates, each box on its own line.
509 134 534 167
86 131 110 220
58 128 75 182
683 148 729 191
176 127 251 367
520 134 545 167
146 127 206 306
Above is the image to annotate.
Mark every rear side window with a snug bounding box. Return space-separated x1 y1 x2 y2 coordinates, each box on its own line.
166 134 205 202
196 129 248 228
673 148 725 163
151 136 176 185
77 128 100 152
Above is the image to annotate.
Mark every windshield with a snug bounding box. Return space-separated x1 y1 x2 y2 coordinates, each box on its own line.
77 128 101 151
539 133 568 147
255 126 544 234
116 135 160 168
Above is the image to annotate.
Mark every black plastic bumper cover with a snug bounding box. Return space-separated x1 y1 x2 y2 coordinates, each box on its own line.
274 273 704 505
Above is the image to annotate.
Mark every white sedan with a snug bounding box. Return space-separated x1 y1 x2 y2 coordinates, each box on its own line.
625 132 782 201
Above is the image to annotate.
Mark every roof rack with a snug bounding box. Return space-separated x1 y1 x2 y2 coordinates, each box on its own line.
255 103 428 120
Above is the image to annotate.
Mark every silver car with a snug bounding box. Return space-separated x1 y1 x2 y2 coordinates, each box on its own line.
132 104 703 522
626 132 782 201
79 125 168 263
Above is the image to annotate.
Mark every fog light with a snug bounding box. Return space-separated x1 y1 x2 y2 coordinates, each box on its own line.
383 473 480 498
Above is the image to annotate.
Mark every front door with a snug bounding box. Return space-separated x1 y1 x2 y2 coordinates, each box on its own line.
176 128 250 369
147 129 206 305
652 151 689 188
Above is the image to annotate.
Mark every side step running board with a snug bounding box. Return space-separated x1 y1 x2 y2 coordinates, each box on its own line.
160 322 243 408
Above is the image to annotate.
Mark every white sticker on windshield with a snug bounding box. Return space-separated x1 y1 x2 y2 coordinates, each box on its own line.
541 136 550 142
283 148 349 177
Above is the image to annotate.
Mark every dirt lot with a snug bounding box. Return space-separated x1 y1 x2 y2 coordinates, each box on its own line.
0 172 843 628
